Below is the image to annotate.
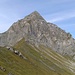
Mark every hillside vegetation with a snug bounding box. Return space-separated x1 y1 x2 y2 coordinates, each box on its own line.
0 39 75 75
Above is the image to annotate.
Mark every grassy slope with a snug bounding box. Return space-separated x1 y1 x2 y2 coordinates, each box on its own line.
0 48 52 75
0 39 75 75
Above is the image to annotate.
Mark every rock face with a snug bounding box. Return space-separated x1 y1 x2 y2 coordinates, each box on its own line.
0 11 75 56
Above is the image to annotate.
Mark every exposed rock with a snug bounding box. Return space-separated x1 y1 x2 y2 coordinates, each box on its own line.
14 50 19 55
0 11 75 57
6 46 14 52
0 66 6 72
19 52 22 56
6 46 27 60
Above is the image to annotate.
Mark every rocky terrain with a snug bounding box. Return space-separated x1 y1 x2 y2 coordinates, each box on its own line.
0 11 75 75
0 11 75 57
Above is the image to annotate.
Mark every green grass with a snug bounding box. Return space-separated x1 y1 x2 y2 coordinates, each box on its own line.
0 47 49 75
0 38 75 75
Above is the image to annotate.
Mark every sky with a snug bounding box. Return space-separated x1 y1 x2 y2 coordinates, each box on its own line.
0 0 75 38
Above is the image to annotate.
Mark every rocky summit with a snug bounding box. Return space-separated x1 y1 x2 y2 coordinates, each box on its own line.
0 11 75 75
0 11 75 57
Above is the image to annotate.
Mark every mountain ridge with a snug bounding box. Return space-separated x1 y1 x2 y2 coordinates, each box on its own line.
0 11 75 75
0 11 75 58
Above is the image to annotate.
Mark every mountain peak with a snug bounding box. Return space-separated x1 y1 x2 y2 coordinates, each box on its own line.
28 11 41 17
0 11 75 58
23 11 45 22
31 11 40 15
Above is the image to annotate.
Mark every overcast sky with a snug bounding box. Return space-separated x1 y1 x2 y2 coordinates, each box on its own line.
0 0 75 38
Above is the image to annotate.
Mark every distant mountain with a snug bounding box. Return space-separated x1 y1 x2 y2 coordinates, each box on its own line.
0 11 75 57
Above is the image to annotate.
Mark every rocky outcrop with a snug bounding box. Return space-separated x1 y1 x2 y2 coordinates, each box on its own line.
0 66 6 72
6 46 27 59
0 11 75 57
